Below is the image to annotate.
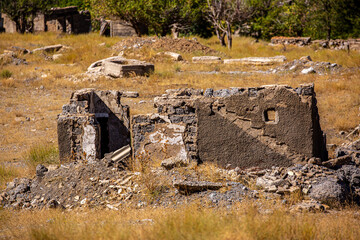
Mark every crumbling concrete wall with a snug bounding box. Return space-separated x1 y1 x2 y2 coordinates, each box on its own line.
110 21 136 37
1 7 90 34
271 36 360 51
1 14 16 33
57 89 130 163
132 85 327 169
58 84 327 169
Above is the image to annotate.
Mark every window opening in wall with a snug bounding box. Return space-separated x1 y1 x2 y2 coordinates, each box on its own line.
97 117 109 158
264 108 277 123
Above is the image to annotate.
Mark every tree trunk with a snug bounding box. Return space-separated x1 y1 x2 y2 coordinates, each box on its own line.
226 22 232 49
215 27 226 47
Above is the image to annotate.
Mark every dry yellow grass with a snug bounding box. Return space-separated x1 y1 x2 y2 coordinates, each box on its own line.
0 203 360 240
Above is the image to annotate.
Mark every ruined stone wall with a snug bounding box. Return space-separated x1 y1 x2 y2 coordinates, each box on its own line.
1 7 90 34
271 37 311 46
57 89 130 163
33 14 45 32
2 14 16 33
58 84 327 169
110 21 136 37
271 36 360 51
132 85 327 169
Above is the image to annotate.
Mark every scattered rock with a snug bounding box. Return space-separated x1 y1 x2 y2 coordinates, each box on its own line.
301 67 316 74
52 54 63 61
36 164 48 177
122 91 139 98
11 46 31 54
161 157 189 170
290 200 327 213
300 56 312 62
308 178 349 204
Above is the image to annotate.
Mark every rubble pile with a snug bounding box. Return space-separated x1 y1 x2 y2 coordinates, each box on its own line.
271 56 342 75
112 37 218 55
0 51 28 65
0 158 136 210
252 163 360 203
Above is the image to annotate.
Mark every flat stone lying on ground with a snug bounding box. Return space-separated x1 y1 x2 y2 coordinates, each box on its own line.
33 44 63 53
192 56 222 63
87 56 154 78
104 59 154 77
224 56 286 65
174 180 223 194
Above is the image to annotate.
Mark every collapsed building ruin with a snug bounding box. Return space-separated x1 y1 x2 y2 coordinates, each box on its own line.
57 89 130 163
57 84 328 169
271 37 360 51
1 7 90 34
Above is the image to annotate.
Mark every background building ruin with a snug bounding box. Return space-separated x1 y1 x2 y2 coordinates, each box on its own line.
58 84 327 169
1 7 90 34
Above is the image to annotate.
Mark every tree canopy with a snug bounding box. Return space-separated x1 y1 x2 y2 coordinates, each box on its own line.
2 0 359 41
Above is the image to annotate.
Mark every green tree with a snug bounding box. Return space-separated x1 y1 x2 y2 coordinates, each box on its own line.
1 0 55 33
87 0 211 37
207 0 252 49
305 0 360 40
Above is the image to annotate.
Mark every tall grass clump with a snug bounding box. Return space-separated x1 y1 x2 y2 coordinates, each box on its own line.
26 144 59 167
0 69 12 79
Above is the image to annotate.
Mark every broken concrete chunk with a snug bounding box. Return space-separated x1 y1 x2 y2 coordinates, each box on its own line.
161 157 189 170
174 180 223 194
192 56 222 63
301 67 316 74
33 44 63 53
224 56 286 65
290 200 326 213
104 59 154 78
322 155 353 169
110 145 131 162
300 56 312 62
52 54 63 61
36 164 48 177
122 91 139 98
158 52 183 61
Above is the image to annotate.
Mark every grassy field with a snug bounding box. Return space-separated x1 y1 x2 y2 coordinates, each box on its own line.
0 32 360 239
1 202 360 240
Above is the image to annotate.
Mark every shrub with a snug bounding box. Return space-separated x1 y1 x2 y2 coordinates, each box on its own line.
0 70 12 79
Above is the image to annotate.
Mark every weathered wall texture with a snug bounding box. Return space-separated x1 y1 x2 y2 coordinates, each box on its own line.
1 14 16 33
57 89 130 163
132 85 327 169
110 21 136 37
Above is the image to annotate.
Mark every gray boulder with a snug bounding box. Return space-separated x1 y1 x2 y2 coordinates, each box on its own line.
308 178 348 203
36 164 48 177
